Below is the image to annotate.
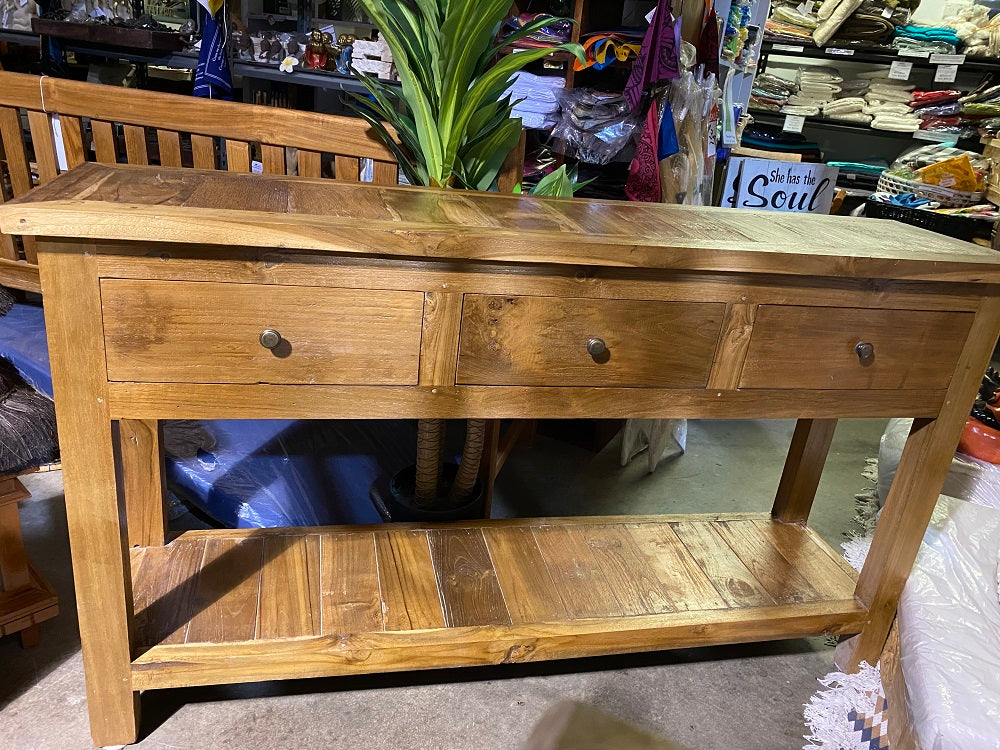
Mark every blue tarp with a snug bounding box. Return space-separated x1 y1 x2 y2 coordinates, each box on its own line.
0 303 402 527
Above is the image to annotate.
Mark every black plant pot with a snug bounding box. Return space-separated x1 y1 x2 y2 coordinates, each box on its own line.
370 462 485 522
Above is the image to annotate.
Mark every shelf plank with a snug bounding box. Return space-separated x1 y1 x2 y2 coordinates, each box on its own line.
129 513 867 689
258 534 320 639
483 526 568 624
320 532 383 635
375 530 446 631
184 538 262 644
429 528 510 628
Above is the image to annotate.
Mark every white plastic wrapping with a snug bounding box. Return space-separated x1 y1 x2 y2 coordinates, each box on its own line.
898 496 1000 750
878 417 1000 510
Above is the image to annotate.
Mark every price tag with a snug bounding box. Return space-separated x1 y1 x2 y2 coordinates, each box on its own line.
645 7 656 22
888 60 912 80
825 48 855 56
898 48 930 57
772 44 805 52
929 53 966 65
935 64 958 83
881 6 892 17
913 129 957 143
783 114 806 133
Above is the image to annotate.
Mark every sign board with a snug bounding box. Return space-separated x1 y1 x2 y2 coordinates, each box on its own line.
720 158 840 214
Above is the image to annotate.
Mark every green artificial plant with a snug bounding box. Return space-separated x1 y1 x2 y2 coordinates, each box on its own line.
348 0 584 190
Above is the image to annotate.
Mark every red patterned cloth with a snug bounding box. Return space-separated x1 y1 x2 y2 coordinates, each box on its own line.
625 102 662 202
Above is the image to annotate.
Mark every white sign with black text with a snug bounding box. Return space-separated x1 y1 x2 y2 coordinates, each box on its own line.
720 158 840 214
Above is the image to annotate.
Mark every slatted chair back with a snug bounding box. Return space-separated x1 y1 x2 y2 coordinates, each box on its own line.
0 72 523 292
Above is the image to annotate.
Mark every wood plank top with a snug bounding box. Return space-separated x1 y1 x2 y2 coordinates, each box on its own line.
4 163 1000 283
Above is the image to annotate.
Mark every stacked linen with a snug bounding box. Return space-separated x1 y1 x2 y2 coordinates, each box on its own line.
504 71 565 131
860 73 919 131
822 97 870 124
749 73 797 112
764 3 818 42
782 66 841 116
910 89 964 133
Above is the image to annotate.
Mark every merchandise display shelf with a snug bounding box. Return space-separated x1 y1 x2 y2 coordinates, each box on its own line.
0 29 40 47
759 40 1000 72
128 512 863 690
749 109 978 143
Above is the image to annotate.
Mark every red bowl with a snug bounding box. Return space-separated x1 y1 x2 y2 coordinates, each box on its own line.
958 417 1000 464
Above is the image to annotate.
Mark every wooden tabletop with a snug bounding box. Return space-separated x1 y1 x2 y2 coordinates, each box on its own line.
3 163 1000 283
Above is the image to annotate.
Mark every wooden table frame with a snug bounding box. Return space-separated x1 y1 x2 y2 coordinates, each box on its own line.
7 165 1000 747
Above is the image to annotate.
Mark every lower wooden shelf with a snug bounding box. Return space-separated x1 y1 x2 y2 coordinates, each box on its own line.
129 513 863 690
0 563 59 637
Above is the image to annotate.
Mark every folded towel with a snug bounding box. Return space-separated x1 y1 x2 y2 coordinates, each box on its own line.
823 97 866 114
813 0 863 46
871 114 921 131
826 111 873 124
864 101 913 115
865 90 913 104
781 104 821 115
856 69 892 80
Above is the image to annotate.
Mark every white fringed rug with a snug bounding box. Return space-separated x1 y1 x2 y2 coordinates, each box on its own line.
802 458 887 750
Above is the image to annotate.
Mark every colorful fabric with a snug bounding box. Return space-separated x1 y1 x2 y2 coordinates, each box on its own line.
574 32 644 71
502 13 572 45
193 5 232 100
625 102 661 202
624 1 680 111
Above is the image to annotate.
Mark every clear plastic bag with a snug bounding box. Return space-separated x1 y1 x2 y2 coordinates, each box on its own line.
551 89 639 164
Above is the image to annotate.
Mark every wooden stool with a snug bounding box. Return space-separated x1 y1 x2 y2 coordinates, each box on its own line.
0 472 57 647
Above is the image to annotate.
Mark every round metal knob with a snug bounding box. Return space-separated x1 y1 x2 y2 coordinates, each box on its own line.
259 329 282 350
587 337 608 358
855 341 875 363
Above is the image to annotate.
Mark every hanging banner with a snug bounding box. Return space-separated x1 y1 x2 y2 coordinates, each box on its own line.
720 158 840 213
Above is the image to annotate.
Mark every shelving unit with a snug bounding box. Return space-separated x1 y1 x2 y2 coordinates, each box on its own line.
759 40 1000 73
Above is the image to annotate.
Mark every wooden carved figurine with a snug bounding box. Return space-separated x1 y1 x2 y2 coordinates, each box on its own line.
304 29 328 70
322 32 342 71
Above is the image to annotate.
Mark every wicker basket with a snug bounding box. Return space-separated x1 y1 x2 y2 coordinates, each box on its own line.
876 172 984 208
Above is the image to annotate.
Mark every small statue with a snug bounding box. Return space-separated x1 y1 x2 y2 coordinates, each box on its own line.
304 29 327 70
321 32 341 71
337 32 355 72
258 31 274 61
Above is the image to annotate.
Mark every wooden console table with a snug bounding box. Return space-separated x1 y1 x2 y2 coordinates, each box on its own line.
3 163 999 747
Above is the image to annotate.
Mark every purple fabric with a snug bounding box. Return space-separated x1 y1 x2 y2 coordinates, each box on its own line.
624 0 681 111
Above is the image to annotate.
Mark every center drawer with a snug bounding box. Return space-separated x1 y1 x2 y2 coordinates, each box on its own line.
457 295 726 387
101 280 424 384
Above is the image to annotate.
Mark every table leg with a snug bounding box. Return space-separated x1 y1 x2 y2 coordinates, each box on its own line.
771 419 838 524
39 241 140 746
844 297 1000 671
119 419 167 548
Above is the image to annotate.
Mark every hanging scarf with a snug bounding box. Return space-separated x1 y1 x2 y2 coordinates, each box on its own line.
626 102 663 202
624 0 681 111
697 6 719 78
194 4 233 100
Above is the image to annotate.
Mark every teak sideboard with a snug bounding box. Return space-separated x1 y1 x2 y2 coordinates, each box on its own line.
3 163 1000 747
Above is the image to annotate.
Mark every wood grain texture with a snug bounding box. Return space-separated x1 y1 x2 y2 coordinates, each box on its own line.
0 563 58 638
881 621 922 750
298 149 321 178
532 526 625 619
458 295 726 387
772 419 838 524
0 107 33 198
261 144 285 175
101 279 424 385
375 530 446 631
848 299 1000 669
0 502 31 590
741 306 974 390
58 115 87 168
119 418 167 547
26 110 59 183
626 523 728 611
37 240 140 745
0 257 40 291
372 160 398 186
707 303 755 389
334 155 360 181
184 538 263 644
8 164 1000 283
123 125 148 165
90 119 117 164
428 529 510 627
320 532 383 635
418 292 463 386
155 129 182 168
132 541 204 648
482 526 567 623
189 134 215 170
106 383 948 421
259 534 320 639
226 140 250 172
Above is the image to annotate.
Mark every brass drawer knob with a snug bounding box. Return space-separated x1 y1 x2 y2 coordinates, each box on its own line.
855 341 875 364
259 328 282 350
587 337 609 362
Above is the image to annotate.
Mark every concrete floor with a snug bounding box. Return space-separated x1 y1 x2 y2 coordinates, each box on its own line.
0 418 886 750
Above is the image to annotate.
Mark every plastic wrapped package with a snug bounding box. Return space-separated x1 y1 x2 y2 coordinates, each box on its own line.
878 417 1000 509
550 89 638 164
898 495 1000 750
0 303 52 397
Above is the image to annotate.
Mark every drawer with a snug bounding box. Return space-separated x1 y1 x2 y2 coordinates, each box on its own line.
101 280 424 384
457 295 726 387
739 305 974 390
